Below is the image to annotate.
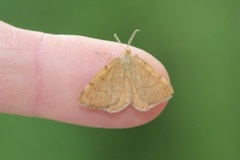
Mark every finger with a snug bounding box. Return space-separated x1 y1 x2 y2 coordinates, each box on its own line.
0 21 172 128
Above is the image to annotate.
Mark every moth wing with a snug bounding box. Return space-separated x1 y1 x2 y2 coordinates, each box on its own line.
79 58 131 113
130 55 174 111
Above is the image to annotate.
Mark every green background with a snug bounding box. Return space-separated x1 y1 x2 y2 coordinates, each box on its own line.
0 0 239 159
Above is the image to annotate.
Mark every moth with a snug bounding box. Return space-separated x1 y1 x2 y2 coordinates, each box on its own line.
79 30 173 113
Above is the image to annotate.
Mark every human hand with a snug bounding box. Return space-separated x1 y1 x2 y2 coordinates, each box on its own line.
0 21 171 128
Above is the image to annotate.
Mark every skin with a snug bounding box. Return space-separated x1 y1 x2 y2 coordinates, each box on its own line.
0 21 172 128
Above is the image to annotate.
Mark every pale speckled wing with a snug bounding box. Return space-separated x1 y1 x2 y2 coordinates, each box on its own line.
130 54 174 111
79 58 131 113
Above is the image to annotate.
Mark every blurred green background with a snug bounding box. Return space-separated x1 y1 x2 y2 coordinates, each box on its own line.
0 0 240 159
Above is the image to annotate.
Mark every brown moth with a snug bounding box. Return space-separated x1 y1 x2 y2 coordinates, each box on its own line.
79 30 174 113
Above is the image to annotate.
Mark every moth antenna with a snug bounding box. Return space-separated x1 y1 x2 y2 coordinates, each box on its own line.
126 29 140 50
114 33 126 50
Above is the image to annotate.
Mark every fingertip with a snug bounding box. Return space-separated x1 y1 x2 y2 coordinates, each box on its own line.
0 21 173 128
74 42 172 128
